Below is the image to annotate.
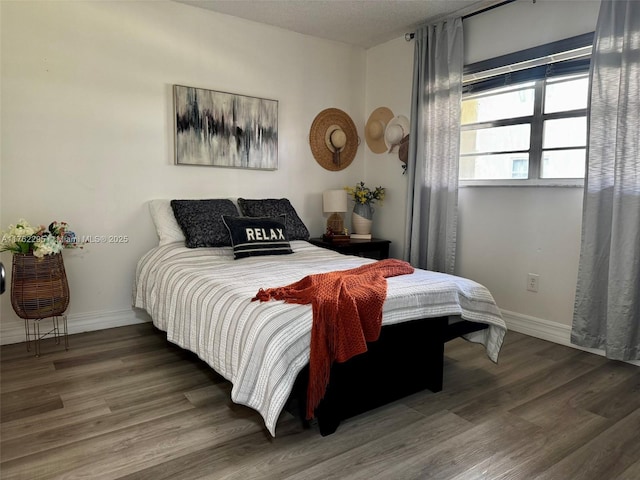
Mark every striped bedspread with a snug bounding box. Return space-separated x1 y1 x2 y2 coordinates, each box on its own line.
133 241 506 436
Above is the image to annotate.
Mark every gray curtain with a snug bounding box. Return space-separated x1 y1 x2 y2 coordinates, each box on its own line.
404 18 463 274
572 0 640 361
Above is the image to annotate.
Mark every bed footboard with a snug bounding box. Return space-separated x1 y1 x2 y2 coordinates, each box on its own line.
290 316 449 436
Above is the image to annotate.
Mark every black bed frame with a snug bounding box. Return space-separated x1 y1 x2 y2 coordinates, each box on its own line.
288 318 488 436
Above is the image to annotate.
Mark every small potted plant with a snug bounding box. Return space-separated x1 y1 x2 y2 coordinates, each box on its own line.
1 219 80 319
345 182 385 235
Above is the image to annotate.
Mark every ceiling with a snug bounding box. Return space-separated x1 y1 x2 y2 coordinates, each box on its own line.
175 0 501 49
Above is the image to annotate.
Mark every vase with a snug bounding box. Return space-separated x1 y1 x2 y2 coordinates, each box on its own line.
351 203 374 235
11 252 70 320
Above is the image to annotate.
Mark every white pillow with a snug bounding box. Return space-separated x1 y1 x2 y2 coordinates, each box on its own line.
148 199 185 245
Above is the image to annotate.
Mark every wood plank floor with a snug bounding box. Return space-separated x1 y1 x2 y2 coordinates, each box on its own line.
1 323 638 479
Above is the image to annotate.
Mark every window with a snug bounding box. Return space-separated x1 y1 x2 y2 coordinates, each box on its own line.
459 34 592 183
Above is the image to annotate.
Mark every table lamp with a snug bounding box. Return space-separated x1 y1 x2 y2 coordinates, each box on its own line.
323 189 347 234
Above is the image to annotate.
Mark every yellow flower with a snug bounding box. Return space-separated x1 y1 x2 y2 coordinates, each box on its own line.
344 182 385 206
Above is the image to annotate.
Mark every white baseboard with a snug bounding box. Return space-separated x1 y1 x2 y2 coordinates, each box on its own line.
0 308 151 345
3 307 636 367
501 309 639 367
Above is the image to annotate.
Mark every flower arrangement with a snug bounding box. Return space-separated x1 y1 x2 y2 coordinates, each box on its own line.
345 181 385 205
1 219 80 258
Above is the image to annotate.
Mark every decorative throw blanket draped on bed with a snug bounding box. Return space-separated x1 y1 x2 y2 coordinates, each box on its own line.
252 258 415 418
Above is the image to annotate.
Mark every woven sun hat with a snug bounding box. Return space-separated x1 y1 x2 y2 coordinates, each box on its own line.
324 125 347 152
365 107 394 153
309 108 358 171
384 115 410 153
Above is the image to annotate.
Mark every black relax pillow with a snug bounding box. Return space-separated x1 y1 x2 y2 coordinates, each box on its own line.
170 199 239 248
222 215 293 259
237 198 310 241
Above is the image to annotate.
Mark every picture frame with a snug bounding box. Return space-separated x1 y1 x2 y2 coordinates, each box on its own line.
173 85 278 170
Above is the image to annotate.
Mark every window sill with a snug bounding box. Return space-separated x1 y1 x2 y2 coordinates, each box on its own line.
459 178 584 188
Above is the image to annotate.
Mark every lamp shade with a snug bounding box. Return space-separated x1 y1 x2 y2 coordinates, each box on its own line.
323 190 347 213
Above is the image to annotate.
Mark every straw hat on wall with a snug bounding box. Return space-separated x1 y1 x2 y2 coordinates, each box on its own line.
309 108 358 171
365 107 394 153
385 115 410 153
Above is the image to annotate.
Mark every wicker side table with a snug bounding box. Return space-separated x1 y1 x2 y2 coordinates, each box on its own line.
11 252 70 356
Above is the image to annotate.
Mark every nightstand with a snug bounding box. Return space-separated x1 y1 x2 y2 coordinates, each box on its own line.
308 237 391 260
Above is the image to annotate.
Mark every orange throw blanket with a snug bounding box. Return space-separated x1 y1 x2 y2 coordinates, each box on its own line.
252 258 414 418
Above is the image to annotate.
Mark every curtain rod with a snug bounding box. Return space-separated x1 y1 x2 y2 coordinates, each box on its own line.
405 0 520 41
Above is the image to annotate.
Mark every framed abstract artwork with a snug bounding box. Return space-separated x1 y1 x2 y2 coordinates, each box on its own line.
174 85 278 170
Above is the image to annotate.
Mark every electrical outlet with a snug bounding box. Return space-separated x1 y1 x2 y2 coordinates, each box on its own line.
527 273 539 292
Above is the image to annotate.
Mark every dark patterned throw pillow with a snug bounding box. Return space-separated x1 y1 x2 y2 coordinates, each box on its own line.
237 198 310 241
171 199 239 248
222 215 293 259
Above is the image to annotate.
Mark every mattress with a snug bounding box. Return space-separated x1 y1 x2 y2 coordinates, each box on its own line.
133 240 506 435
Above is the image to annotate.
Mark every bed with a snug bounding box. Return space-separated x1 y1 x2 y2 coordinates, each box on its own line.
134 234 506 436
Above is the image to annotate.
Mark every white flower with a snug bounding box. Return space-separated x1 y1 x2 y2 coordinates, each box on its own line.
46 235 64 254
32 239 50 258
33 236 63 257
8 219 36 243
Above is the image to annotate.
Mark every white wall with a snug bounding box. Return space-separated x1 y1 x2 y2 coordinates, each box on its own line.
363 36 414 258
364 1 600 334
0 1 366 343
464 0 601 64
456 187 584 323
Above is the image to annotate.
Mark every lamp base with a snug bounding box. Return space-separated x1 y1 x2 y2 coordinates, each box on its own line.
326 212 345 234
